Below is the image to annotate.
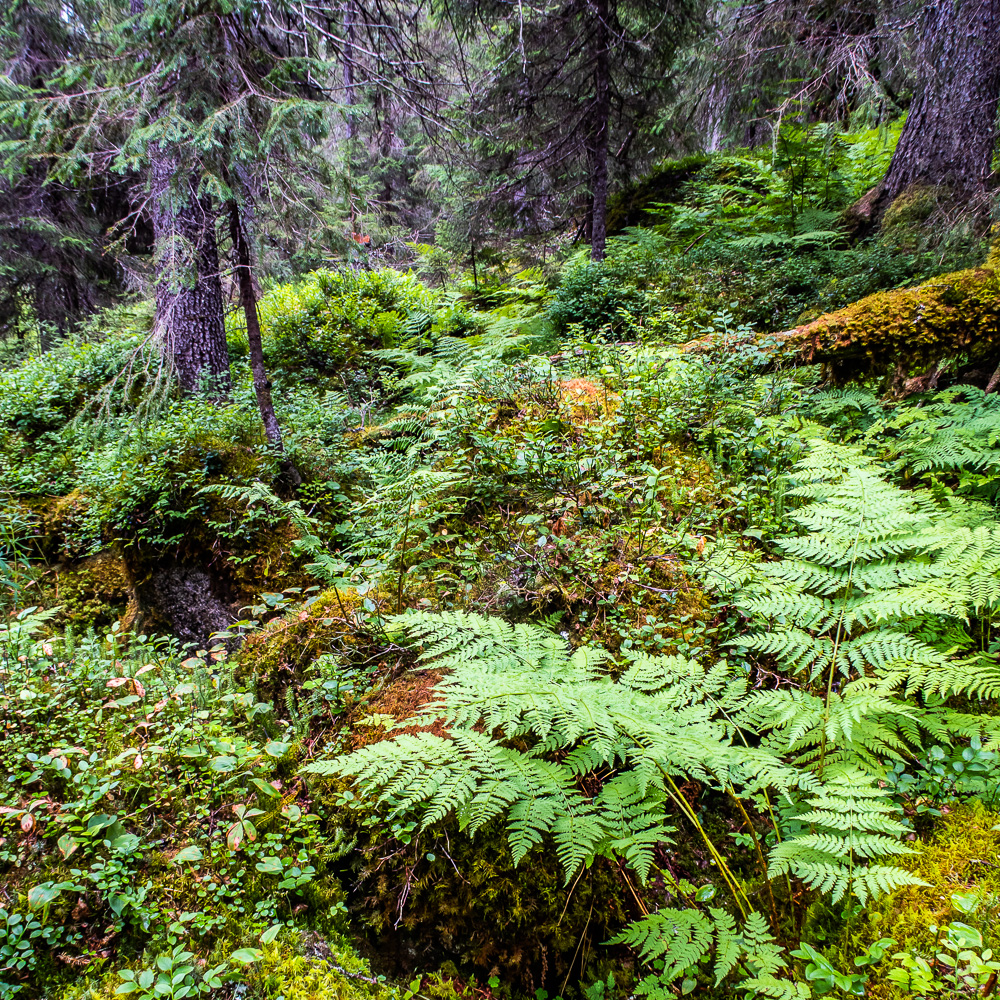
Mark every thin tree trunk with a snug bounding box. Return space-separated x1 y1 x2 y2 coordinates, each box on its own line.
150 150 231 396
875 0 1000 220
343 0 356 140
228 200 301 484
589 0 611 261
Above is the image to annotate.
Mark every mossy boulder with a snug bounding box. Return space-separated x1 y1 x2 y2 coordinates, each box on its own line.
606 155 711 234
881 184 941 231
344 820 631 993
238 587 390 704
54 551 132 628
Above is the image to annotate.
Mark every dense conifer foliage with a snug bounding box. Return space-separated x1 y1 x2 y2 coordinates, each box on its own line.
2 3 1000 1000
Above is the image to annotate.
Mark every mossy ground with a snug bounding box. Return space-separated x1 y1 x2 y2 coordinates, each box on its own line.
4 189 1000 1000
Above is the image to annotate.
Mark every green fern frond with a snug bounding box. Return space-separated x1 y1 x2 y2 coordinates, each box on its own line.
767 768 927 904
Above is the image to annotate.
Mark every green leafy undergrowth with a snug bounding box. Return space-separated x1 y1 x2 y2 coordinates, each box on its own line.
0 607 346 998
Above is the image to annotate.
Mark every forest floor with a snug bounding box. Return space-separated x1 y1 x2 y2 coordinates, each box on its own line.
4 141 1000 1000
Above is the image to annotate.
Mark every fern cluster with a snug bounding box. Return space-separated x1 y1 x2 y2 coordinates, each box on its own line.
612 909 810 1000
708 441 1000 775
303 603 928 994
871 387 1000 495
767 769 923 904
306 611 749 881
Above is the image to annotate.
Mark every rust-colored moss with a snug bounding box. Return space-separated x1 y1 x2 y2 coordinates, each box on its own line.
347 668 447 749
781 243 1000 381
559 378 620 425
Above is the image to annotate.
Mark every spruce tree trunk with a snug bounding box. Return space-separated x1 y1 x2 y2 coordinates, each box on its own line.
876 0 1000 219
133 0 230 395
589 0 611 261
228 200 301 484
343 0 356 141
150 151 231 395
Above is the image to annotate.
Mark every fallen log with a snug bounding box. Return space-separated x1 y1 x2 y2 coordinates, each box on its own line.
686 242 1000 395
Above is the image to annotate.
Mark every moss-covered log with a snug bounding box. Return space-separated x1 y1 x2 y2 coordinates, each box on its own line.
774 242 1000 389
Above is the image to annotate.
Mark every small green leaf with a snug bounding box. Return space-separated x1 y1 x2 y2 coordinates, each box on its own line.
264 741 290 758
251 778 280 798
87 813 117 833
173 846 204 864
261 924 282 944
230 948 262 964
58 834 79 860
27 882 64 910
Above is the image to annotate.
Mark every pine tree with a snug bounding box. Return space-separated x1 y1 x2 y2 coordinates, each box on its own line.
2 0 332 436
446 0 704 260
0 0 129 345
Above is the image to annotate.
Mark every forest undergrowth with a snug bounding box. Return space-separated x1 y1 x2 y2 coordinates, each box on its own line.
4 130 1000 1000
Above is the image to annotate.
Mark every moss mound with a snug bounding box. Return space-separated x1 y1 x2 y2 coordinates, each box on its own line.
344 820 631 993
606 155 710 234
780 242 1000 386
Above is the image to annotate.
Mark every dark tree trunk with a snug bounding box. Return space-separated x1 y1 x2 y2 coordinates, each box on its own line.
150 151 231 395
588 0 611 261
876 0 1000 219
375 87 395 222
228 200 301 484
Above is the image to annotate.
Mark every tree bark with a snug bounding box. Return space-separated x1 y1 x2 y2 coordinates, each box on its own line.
343 0 356 141
876 0 1000 220
588 0 611 261
150 150 231 396
228 200 301 484
132 0 230 396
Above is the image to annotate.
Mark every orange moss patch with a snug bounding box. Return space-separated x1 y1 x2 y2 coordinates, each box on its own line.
348 668 448 749
558 378 619 424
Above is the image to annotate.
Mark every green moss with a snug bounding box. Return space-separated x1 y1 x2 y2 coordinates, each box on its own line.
244 936 398 1000
54 552 132 627
783 242 1000 382
882 184 941 230
237 587 383 703
346 821 632 993
817 802 1000 1000
606 155 711 234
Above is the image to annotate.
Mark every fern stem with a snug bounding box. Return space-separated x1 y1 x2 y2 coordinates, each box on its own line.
560 896 594 998
396 491 413 615
727 787 781 933
617 864 650 917
819 474 867 778
660 771 751 918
